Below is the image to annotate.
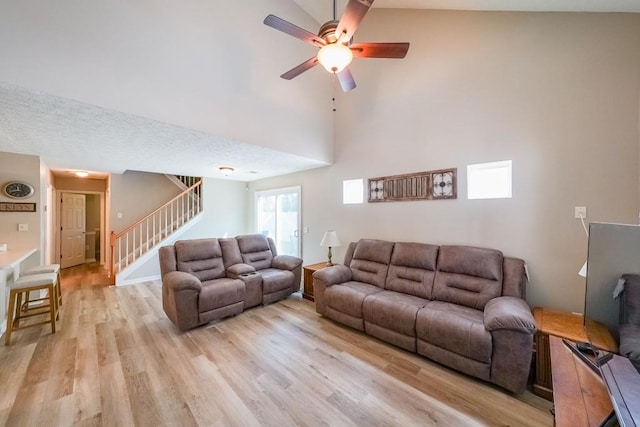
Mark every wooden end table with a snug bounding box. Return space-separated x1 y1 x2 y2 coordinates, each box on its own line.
302 262 330 301
532 307 618 400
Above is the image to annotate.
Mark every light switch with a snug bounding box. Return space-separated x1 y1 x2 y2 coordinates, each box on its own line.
117 212 123 219
18 223 28 231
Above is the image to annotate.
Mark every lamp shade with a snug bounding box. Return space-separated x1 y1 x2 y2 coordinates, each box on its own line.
320 230 341 247
317 43 353 73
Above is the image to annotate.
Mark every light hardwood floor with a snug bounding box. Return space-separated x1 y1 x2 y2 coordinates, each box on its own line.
0 264 553 426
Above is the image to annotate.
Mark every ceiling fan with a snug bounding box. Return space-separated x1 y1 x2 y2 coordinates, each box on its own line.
264 0 410 92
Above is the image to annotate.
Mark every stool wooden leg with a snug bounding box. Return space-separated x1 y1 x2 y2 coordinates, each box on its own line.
5 290 17 345
53 280 60 321
56 270 62 306
47 284 56 334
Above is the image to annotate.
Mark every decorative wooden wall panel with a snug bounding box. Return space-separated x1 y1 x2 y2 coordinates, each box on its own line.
368 168 456 202
0 202 36 212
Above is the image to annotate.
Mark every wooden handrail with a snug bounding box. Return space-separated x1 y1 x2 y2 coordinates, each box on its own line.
109 180 202 283
111 180 201 241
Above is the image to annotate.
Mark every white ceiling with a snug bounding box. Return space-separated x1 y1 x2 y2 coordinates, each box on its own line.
1 0 638 181
297 0 640 24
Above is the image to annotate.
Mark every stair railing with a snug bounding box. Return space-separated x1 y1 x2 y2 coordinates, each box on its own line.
109 180 202 280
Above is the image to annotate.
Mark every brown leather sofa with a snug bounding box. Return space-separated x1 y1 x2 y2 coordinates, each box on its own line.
313 239 536 394
159 234 302 331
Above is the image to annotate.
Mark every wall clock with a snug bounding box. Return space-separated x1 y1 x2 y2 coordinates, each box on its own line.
3 181 35 199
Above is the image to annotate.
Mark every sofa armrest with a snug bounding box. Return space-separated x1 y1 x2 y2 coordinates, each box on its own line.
313 265 353 316
314 265 352 286
163 271 203 292
484 296 536 334
161 271 202 331
226 263 256 278
272 255 303 271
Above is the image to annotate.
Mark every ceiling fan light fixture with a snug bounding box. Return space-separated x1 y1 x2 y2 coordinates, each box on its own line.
317 43 353 73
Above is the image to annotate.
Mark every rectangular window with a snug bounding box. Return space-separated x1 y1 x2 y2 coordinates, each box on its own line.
343 179 364 204
467 160 512 200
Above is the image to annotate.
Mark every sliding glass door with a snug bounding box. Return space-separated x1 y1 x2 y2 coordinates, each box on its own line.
255 186 301 257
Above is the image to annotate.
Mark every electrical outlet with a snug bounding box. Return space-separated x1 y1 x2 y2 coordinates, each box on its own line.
575 206 587 219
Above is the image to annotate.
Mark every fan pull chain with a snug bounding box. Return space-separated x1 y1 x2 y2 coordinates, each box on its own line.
331 75 337 112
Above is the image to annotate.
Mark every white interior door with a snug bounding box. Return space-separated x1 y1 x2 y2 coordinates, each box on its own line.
60 193 86 268
255 186 301 257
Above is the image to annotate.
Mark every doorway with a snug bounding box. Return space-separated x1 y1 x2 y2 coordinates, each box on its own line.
255 186 301 257
60 193 86 268
56 190 106 269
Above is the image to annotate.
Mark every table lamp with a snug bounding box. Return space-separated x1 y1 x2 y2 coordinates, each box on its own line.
320 230 341 266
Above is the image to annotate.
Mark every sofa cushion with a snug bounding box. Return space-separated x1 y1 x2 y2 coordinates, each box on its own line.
260 268 294 294
349 239 394 288
236 234 274 270
386 242 438 299
175 239 225 282
326 281 383 319
198 278 245 313
416 301 492 364
432 245 503 310
363 291 429 337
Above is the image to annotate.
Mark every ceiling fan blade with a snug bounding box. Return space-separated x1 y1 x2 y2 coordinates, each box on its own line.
280 57 319 80
335 0 374 43
350 42 410 58
336 67 357 92
264 15 326 47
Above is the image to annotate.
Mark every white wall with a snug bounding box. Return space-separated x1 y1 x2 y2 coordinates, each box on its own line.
0 0 334 164
0 152 42 252
122 177 249 281
249 10 640 314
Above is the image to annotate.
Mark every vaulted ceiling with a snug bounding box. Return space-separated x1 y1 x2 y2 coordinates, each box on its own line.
0 0 637 181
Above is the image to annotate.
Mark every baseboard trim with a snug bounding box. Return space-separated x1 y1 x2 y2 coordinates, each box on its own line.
117 274 161 286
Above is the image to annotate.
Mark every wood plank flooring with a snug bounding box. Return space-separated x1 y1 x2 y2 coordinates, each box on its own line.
0 264 553 426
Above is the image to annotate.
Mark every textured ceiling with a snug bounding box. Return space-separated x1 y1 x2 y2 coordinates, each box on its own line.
0 83 328 181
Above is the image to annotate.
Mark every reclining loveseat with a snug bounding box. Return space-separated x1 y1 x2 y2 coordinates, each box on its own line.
159 234 302 331
313 238 536 394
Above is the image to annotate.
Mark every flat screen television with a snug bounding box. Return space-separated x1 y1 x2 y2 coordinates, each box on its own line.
584 222 640 342
584 222 640 426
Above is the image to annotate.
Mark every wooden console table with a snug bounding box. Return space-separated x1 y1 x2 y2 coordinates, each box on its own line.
549 336 614 427
533 307 617 400
302 262 329 302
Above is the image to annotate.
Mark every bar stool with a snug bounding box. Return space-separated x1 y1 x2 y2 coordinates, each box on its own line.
4 272 59 345
21 264 62 307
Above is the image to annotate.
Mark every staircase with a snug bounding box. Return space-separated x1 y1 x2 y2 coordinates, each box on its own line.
110 179 202 284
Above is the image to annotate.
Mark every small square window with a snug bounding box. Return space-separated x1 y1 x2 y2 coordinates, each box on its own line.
343 179 364 204
467 160 512 200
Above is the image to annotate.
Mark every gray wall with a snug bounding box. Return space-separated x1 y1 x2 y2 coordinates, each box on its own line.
249 10 640 314
109 171 182 232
